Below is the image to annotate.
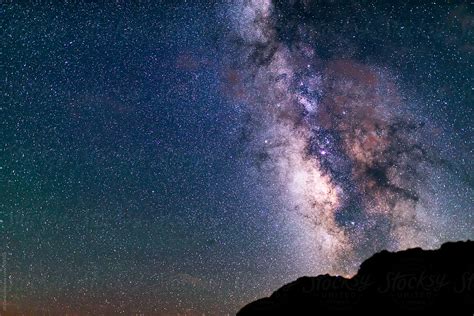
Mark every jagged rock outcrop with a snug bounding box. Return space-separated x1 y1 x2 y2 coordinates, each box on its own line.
238 241 474 315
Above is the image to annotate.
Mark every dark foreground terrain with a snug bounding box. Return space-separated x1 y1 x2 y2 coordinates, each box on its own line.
238 241 474 315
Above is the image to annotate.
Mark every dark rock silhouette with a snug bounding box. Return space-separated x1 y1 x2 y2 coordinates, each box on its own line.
238 241 474 315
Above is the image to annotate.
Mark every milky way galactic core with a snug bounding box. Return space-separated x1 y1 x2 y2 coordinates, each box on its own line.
226 0 473 275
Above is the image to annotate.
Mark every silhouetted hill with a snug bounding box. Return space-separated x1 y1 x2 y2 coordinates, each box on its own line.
238 241 474 315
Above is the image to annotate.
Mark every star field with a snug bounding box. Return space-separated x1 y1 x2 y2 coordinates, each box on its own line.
2 1 473 315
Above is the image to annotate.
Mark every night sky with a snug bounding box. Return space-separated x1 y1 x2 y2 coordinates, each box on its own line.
2 1 473 315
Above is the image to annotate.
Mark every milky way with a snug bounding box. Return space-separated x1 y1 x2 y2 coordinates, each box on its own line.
3 1 473 314
226 0 473 275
